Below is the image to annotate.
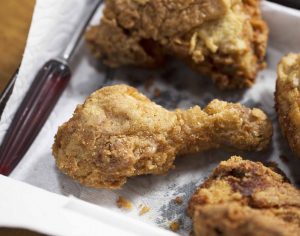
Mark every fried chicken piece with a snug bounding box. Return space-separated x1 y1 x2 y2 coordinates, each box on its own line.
188 156 300 236
85 0 268 89
276 53 300 158
52 85 272 189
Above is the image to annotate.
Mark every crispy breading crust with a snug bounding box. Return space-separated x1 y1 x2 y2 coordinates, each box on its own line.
52 85 272 189
85 0 268 89
188 156 300 236
275 53 300 158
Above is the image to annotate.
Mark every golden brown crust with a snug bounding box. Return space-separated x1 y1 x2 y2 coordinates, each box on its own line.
275 53 300 158
193 203 300 236
188 156 300 236
52 85 272 189
85 0 268 89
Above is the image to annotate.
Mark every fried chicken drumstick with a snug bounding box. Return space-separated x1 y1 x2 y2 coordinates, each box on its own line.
53 85 272 188
86 0 268 89
276 53 300 158
188 156 300 236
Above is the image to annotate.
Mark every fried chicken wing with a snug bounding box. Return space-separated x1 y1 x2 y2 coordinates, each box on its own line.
188 156 300 236
52 85 272 188
86 0 268 89
276 53 300 158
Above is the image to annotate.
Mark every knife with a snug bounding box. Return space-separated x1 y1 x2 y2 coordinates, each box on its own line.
0 0 102 175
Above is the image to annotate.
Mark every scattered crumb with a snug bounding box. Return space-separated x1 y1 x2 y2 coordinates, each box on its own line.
174 196 183 205
116 196 132 210
279 154 289 163
154 87 161 97
139 205 150 216
169 221 180 232
144 78 154 91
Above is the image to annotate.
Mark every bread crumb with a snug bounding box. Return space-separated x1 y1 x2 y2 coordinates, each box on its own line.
174 196 183 205
139 205 150 215
116 196 132 210
169 221 180 232
154 88 161 97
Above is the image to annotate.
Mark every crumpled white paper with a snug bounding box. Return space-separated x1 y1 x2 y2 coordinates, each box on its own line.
1 1 300 235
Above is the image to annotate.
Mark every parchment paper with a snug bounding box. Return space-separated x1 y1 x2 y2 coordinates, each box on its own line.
1 1 300 235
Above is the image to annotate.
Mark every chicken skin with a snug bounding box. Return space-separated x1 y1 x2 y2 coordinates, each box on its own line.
188 156 300 236
86 0 268 89
53 85 272 189
276 53 300 159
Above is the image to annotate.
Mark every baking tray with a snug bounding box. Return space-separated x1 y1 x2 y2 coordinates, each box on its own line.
1 1 300 235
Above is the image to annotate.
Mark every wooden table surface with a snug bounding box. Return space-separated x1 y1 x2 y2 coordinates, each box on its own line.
0 0 35 93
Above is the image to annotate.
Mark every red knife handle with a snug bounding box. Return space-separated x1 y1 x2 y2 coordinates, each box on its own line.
0 59 71 175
